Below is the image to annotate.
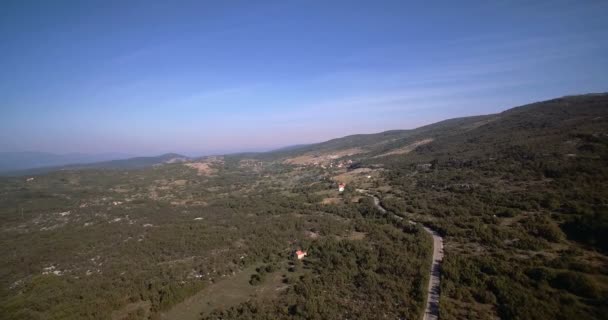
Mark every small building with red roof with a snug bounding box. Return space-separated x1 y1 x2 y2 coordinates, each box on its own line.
295 250 307 260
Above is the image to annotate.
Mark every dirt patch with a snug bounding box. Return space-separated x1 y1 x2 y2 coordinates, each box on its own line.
347 231 367 240
171 179 187 186
284 148 365 165
321 197 341 205
377 185 392 193
185 162 216 176
374 138 434 158
332 167 376 184
305 230 321 239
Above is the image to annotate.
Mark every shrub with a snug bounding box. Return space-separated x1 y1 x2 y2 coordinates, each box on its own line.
550 271 600 299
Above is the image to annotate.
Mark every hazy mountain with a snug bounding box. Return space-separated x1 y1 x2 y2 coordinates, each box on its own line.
0 151 134 173
254 93 607 162
70 153 189 170
1 153 188 176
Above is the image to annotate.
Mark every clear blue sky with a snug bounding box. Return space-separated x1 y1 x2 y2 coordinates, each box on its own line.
1 0 607 156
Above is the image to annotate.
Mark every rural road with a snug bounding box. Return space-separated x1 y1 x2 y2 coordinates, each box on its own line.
420 225 443 320
358 190 444 320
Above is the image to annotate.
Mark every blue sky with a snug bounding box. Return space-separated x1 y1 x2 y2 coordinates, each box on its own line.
1 0 607 156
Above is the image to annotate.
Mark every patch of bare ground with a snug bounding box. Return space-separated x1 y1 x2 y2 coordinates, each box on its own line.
321 197 341 205
184 162 215 175
165 157 188 164
305 230 320 239
171 179 187 186
377 185 392 193
111 186 131 193
283 148 365 165
347 230 366 240
350 196 363 203
111 300 151 320
331 167 378 184
374 138 434 158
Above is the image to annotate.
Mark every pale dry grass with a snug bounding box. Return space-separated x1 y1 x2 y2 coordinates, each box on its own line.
374 138 434 158
305 230 320 239
331 167 376 184
321 197 341 205
171 179 187 186
347 231 367 240
185 162 216 176
283 148 365 165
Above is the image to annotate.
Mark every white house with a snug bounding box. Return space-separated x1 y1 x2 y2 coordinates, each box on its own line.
295 250 307 260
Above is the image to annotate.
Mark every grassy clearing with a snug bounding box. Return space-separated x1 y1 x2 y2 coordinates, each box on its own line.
160 264 286 320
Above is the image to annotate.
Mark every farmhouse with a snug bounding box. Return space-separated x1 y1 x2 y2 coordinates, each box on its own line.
295 250 307 260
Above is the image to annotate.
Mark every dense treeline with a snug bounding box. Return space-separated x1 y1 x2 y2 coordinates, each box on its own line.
0 164 349 319
203 219 431 320
0 159 432 320
363 95 608 319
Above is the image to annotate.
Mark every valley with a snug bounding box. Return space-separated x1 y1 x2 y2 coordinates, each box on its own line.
1 94 607 319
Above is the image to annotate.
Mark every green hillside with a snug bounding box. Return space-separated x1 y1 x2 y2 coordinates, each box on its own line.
1 94 607 320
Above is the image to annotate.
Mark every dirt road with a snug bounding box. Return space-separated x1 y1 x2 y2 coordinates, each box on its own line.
359 190 444 320
421 225 443 320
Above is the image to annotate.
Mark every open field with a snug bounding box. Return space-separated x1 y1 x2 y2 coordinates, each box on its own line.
161 264 285 320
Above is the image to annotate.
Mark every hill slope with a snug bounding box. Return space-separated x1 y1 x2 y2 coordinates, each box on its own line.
0 152 133 173
3 153 188 176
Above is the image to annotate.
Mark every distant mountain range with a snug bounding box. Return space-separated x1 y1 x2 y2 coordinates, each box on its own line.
4 93 606 177
0 152 188 175
250 93 608 164
0 152 135 173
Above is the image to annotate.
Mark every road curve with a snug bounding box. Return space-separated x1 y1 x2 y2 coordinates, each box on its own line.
359 190 444 320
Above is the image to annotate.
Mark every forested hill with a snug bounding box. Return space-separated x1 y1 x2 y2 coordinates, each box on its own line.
369 93 608 169
221 93 608 318
252 93 608 163
251 93 608 252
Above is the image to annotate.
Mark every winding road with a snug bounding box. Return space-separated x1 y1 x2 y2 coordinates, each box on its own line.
358 190 444 320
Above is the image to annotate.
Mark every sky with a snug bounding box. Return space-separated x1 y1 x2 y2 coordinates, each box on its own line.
1 0 607 156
